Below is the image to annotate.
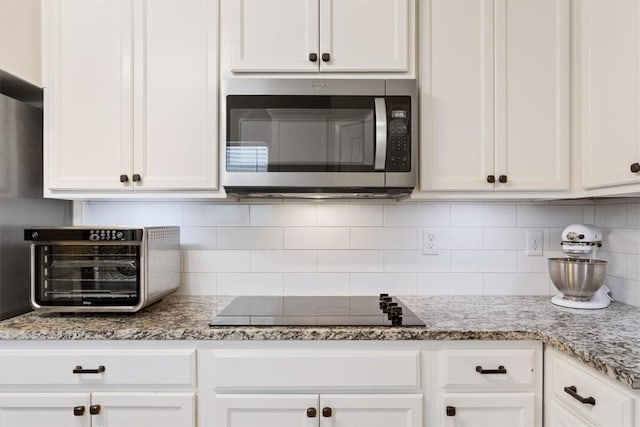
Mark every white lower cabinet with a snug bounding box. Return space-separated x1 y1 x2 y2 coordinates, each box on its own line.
432 341 542 427
544 347 638 427
0 393 91 427
214 394 422 427
0 346 197 427
0 392 195 427
441 393 535 427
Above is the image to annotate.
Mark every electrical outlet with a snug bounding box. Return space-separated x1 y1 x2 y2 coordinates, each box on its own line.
422 229 438 255
526 230 544 256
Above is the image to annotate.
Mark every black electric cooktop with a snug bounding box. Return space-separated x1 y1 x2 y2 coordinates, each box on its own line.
209 294 425 327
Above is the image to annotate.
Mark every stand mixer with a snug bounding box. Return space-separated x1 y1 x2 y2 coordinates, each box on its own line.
548 224 612 309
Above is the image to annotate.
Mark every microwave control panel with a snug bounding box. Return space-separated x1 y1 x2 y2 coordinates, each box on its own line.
386 97 411 172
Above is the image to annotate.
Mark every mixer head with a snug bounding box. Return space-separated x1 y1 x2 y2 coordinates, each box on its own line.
560 224 602 258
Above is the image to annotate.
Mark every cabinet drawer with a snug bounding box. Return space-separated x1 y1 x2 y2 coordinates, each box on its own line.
549 353 634 427
439 349 536 389
210 350 420 390
0 349 196 386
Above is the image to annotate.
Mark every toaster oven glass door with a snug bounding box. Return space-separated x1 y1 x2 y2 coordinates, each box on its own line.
33 244 141 306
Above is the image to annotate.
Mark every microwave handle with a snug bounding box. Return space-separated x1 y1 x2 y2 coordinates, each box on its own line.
374 98 387 170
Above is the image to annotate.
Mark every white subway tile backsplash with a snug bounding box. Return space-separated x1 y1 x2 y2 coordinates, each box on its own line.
77 199 639 306
417 273 483 295
483 228 526 250
251 204 317 226
217 273 283 295
350 273 418 295
627 254 640 281
217 228 283 249
600 251 627 278
180 227 217 249
432 228 483 250
451 251 517 273
83 203 118 225
605 229 640 254
517 250 562 273
251 250 317 272
283 273 350 295
351 227 418 249
383 204 450 227
606 276 640 307
516 205 582 227
318 250 383 272
183 204 249 226
483 273 551 295
179 273 217 295
595 204 628 228
182 250 250 273
284 227 350 249
627 203 640 229
317 204 383 226
451 204 516 227
383 250 451 272
116 203 182 226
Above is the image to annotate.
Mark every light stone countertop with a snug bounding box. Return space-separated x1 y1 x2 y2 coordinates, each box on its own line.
0 295 639 390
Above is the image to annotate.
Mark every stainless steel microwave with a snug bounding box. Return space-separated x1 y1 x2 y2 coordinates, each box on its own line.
221 78 417 198
24 227 180 313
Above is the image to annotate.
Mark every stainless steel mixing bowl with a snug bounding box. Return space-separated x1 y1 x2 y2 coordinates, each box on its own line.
548 258 607 301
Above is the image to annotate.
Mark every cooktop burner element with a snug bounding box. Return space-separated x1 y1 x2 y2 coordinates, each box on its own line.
209 294 426 327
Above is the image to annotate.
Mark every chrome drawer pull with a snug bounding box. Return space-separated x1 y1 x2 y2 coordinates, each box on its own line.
73 365 105 374
475 365 507 374
564 385 596 405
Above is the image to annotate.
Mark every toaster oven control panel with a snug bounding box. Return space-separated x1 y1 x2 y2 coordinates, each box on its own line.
24 228 144 242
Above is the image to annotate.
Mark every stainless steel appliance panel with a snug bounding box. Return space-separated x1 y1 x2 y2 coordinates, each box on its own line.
0 89 72 320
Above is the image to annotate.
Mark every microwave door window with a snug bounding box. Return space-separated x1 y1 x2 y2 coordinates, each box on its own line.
227 96 376 172
34 245 141 306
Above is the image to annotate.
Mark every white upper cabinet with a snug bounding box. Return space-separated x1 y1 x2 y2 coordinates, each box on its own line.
228 0 410 73
578 0 640 191
133 0 218 190
44 0 218 195
420 0 569 193
44 0 133 191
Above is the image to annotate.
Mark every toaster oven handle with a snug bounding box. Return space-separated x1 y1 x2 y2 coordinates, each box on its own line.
374 98 387 171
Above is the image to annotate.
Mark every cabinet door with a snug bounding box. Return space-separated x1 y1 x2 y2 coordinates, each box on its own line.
494 0 569 191
547 400 595 427
214 394 319 427
133 0 218 190
0 393 90 427
579 0 640 189
91 392 195 427
44 0 133 191
420 0 495 191
230 0 319 72
441 393 536 427
319 394 422 427
319 0 409 72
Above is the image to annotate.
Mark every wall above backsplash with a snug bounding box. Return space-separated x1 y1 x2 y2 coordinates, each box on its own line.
76 199 640 307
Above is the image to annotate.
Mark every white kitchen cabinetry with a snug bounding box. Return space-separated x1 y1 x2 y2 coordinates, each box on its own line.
544 347 637 427
227 0 410 73
0 348 197 427
43 0 218 197
205 348 423 427
0 392 195 427
420 0 569 194
575 0 640 195
433 342 543 427
215 394 422 427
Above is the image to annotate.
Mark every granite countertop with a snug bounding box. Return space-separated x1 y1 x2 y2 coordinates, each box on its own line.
0 295 639 390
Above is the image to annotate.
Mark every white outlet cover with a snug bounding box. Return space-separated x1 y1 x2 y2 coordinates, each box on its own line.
526 230 544 256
